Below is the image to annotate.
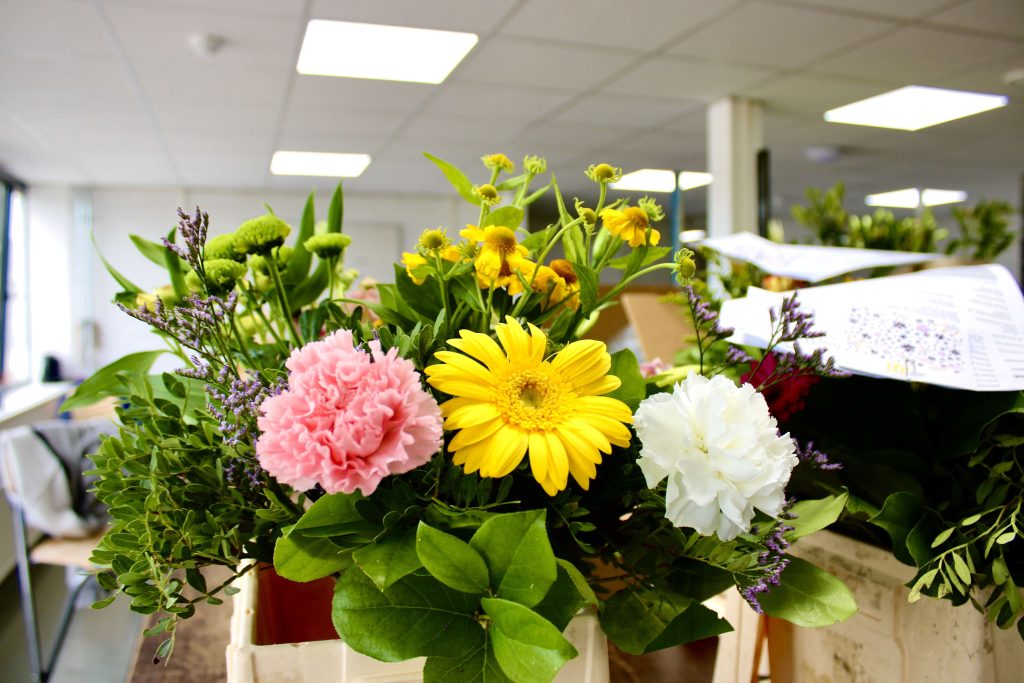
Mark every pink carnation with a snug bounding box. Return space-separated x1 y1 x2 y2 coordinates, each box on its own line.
256 330 443 496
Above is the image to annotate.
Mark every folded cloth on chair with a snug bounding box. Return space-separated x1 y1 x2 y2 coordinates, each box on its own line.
0 418 117 537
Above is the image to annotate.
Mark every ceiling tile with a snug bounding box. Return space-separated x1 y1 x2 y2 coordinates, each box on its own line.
131 60 292 106
932 53 1024 96
668 2 893 69
274 129 389 156
516 121 635 152
289 76 437 113
0 55 134 102
454 36 641 92
501 0 742 51
103 0 307 17
602 56 778 102
105 2 304 68
309 0 520 34
419 82 573 123
281 104 408 138
811 26 1024 83
0 0 116 59
926 0 1024 40
744 73 894 115
552 95 703 130
769 0 956 20
155 103 279 138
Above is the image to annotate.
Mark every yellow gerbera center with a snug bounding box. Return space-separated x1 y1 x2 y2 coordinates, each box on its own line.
499 369 567 430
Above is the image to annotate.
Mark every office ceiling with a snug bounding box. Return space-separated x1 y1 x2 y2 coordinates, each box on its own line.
1 0 1022 214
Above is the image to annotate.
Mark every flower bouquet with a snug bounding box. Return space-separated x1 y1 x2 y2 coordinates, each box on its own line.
68 152 855 681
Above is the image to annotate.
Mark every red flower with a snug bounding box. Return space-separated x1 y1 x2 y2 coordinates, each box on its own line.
742 353 819 423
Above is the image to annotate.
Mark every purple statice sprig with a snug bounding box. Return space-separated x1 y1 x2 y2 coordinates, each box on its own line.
683 283 735 374
207 370 287 447
739 500 796 614
795 440 842 471
751 293 851 391
164 207 210 274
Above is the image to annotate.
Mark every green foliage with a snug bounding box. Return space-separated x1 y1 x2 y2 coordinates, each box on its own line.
758 557 857 627
601 582 731 654
945 199 1016 260
60 350 166 411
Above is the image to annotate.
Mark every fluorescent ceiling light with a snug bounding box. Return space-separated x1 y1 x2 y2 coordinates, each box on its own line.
612 169 713 193
678 171 712 191
297 19 478 84
865 188 968 208
271 151 371 177
921 189 968 206
612 169 676 193
824 86 1008 131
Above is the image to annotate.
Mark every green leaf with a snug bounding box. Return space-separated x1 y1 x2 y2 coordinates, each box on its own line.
951 553 972 585
273 526 353 583
606 349 645 411
608 245 672 271
289 492 377 539
417 522 490 595
353 527 422 590
289 261 329 310
482 206 524 231
91 595 117 610
60 350 166 411
867 491 925 565
326 182 344 235
571 261 599 315
332 567 482 661
931 527 955 548
521 226 554 255
786 491 848 541
424 153 480 206
130 234 172 267
533 560 596 631
758 557 857 627
424 640 512 683
601 584 731 654
394 263 441 322
482 598 577 683
96 241 142 293
282 190 316 285
522 181 552 207
470 510 557 608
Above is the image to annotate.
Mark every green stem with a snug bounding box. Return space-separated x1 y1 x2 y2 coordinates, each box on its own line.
266 256 302 347
230 317 258 369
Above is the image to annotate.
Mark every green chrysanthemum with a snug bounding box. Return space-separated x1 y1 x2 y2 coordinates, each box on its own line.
203 259 248 294
235 215 291 255
304 233 352 259
204 233 243 262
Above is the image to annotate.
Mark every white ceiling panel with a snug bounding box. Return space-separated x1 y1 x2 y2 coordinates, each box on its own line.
926 0 1024 40
154 103 280 139
273 129 390 156
811 26 1024 83
744 73 893 115
130 60 292 106
288 75 437 113
0 55 134 102
0 0 116 58
603 56 779 102
281 104 409 138
101 0 307 18
454 36 641 92
104 2 304 68
552 95 703 130
308 0 521 35
770 0 959 20
501 0 742 51
418 82 573 124
669 2 894 69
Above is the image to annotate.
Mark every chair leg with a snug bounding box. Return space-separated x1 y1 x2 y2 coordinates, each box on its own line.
11 506 45 682
45 572 93 676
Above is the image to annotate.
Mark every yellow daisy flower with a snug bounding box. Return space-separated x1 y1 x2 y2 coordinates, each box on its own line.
600 206 661 248
425 318 633 496
401 252 428 285
548 259 581 311
460 225 530 283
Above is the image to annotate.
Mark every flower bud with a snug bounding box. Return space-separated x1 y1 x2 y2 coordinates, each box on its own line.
675 248 697 283
638 196 665 223
586 163 622 183
481 153 514 173
417 228 449 253
523 155 547 175
204 259 248 294
473 184 502 206
304 233 351 259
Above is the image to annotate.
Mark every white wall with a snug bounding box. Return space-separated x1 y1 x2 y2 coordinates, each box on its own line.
26 183 478 376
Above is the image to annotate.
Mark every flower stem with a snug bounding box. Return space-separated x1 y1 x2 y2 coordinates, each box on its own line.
266 257 302 347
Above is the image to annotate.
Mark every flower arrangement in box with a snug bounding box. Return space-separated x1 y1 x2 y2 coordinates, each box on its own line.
68 152 856 680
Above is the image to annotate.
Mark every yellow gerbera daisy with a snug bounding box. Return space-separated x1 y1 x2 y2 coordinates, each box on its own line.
425 318 633 496
600 206 661 248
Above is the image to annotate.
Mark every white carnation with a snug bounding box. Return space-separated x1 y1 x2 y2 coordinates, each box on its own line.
634 373 798 541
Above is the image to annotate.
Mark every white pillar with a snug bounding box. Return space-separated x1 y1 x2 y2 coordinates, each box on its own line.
707 96 763 237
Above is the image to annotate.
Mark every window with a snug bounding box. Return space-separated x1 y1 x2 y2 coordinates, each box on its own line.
1 180 30 385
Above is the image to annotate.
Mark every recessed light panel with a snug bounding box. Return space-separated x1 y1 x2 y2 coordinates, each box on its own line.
611 169 713 193
297 20 478 84
678 171 712 191
271 151 371 178
824 86 1008 131
611 169 676 193
865 188 968 208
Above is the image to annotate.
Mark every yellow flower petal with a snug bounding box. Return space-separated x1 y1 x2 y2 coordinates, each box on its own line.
449 418 505 451
448 331 508 374
432 351 495 384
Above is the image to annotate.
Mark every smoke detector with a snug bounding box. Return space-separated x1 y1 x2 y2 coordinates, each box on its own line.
187 33 228 58
1004 67 1024 88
